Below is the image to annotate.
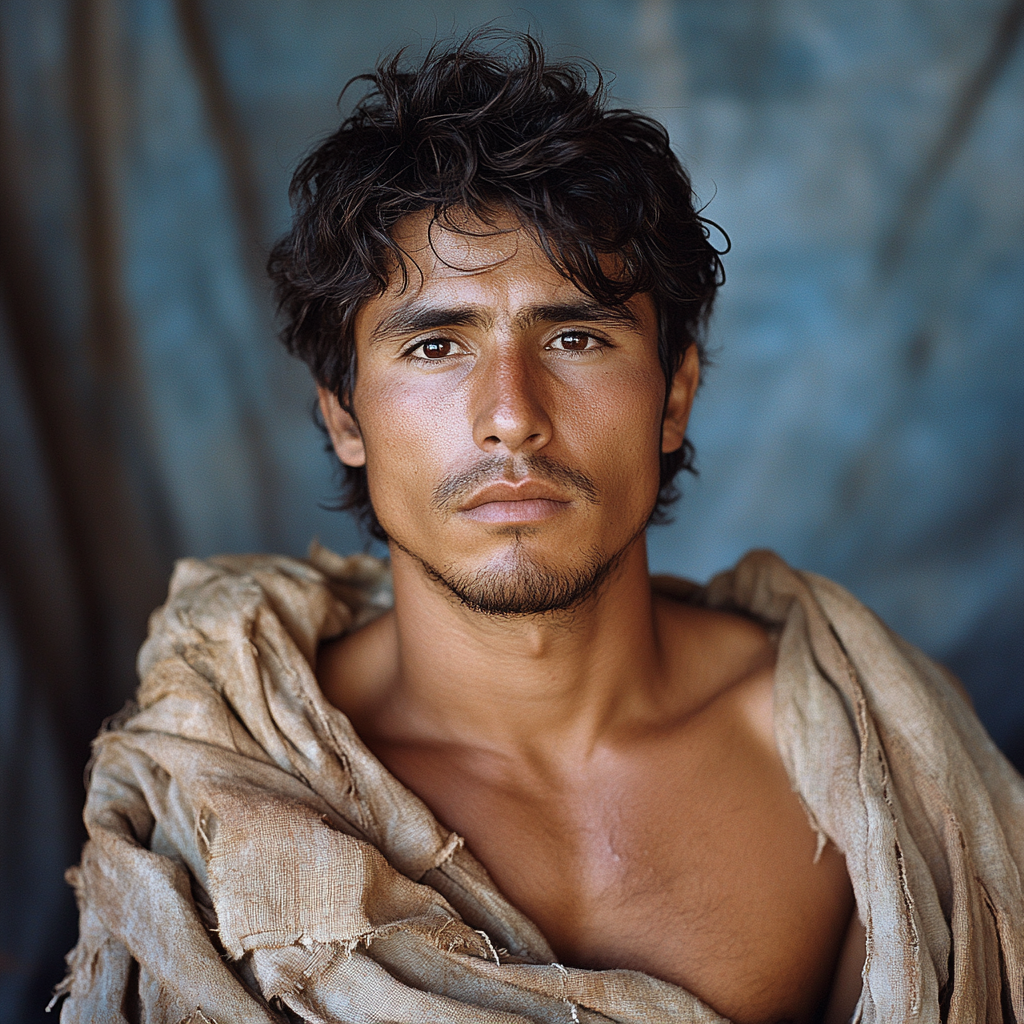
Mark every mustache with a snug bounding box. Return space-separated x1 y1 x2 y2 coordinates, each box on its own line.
430 454 599 513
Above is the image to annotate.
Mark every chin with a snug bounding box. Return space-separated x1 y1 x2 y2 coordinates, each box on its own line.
395 521 643 617
439 541 617 616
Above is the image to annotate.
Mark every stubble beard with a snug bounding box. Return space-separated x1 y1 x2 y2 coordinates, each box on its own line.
389 526 644 618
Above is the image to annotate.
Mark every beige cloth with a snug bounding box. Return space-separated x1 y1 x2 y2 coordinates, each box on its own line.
55 545 1024 1024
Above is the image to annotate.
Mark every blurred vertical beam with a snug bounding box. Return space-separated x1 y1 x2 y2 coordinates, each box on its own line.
0 41 98 1009
63 0 180 701
879 0 1024 272
0 0 179 720
175 0 283 549
68 0 126 384
0 25 104 758
175 0 266 278
68 0 180 575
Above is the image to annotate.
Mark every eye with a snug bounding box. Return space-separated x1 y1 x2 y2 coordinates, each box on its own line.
408 337 462 360
547 331 605 354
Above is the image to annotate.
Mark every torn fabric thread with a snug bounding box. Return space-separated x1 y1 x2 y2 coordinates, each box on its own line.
53 549 1024 1022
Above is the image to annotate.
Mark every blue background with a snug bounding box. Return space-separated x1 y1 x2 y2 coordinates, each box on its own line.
0 1 1021 1018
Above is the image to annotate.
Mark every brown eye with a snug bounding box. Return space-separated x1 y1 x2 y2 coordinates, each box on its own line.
420 339 452 358
551 332 598 352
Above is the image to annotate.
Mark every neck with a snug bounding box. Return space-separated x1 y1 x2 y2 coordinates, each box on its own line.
380 535 665 761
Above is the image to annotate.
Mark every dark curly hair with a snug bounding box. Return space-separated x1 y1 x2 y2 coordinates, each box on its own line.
268 31 726 541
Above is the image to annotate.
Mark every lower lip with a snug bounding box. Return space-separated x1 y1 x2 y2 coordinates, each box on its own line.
461 498 570 523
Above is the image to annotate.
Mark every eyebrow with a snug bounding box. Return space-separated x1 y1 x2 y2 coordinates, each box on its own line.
371 303 488 342
369 299 642 343
515 301 642 332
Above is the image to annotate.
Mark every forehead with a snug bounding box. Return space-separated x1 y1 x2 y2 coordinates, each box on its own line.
357 208 653 332
388 208 573 293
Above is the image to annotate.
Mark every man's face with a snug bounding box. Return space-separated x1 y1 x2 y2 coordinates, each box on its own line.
321 209 698 615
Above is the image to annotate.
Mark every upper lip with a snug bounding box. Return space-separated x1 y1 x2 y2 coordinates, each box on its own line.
460 479 572 511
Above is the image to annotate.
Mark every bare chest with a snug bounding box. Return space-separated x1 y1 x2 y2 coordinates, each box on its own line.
378 734 854 1024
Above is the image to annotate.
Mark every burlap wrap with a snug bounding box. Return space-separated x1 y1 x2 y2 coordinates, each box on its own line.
55 546 1024 1023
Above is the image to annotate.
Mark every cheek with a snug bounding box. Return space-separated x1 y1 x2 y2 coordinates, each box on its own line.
355 377 468 505
568 366 666 475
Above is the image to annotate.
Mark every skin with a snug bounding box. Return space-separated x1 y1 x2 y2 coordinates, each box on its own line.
317 210 862 1024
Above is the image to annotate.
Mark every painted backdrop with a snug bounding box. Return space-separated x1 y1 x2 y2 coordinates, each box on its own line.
1 1 1021 1019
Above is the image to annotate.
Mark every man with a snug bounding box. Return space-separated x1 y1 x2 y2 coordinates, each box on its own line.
57 34 1022 1024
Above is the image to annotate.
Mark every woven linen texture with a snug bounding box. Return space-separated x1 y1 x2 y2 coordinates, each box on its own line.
56 546 1024 1023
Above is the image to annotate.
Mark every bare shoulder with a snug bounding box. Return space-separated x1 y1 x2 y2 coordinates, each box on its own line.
316 610 398 724
652 590 777 728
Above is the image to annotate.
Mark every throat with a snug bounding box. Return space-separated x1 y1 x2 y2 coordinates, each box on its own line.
364 543 663 751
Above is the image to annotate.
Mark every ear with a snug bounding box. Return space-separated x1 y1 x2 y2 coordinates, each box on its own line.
317 386 366 467
661 345 700 454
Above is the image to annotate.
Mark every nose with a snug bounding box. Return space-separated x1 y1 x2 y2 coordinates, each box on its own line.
471 347 553 455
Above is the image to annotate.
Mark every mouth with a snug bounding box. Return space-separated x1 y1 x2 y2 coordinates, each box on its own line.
459 481 573 524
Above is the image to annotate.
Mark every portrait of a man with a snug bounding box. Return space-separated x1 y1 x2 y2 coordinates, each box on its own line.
0 6 1021 1024
50 31 1023 1024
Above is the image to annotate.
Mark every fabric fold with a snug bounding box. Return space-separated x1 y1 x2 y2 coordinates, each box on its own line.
56 547 1023 1023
